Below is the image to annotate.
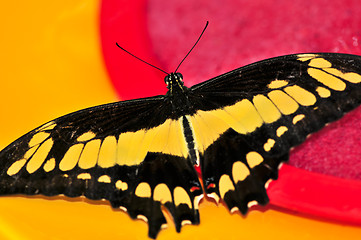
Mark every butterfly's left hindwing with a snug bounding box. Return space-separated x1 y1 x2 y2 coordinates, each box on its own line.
0 96 202 238
190 53 361 213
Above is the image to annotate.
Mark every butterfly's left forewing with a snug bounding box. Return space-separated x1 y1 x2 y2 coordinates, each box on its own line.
190 53 361 213
0 95 202 238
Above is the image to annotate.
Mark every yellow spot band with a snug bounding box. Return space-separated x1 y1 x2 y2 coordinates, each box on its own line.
98 136 117 168
219 174 235 199
28 132 50 147
77 132 96 142
135 182 151 198
116 180 128 191
308 68 346 91
264 139 275 152
246 152 264 168
98 175 111 183
268 80 288 89
43 158 56 172
316 86 331 98
153 183 172 204
293 114 305 124
308 58 332 68
174 187 192 208
7 159 27 176
284 85 316 106
77 173 91 180
26 139 54 174
232 161 250 182
268 90 299 115
253 95 281 123
59 143 83 171
78 140 101 169
276 126 288 137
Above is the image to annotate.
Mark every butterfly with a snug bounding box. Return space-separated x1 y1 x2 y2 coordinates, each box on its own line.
1 40 361 238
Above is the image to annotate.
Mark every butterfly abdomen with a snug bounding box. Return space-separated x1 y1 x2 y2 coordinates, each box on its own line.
180 116 200 166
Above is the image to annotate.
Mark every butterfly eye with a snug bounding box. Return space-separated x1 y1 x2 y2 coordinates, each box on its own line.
164 75 171 85
175 72 183 80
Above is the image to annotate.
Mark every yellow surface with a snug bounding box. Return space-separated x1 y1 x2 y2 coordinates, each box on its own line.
0 0 117 148
1 1 361 239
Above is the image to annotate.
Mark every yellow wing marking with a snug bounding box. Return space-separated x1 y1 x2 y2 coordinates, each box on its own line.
98 175 111 183
268 90 299 115
98 136 117 168
38 121 56 131
117 119 188 166
117 130 147 166
308 58 332 68
59 143 83 171
55 119 189 169
263 139 275 152
341 72 361 83
137 215 148 223
293 114 305 124
77 132 96 142
173 187 192 208
308 68 346 91
181 220 192 226
276 126 288 137
190 99 264 152
43 158 56 172
219 174 235 199
189 110 232 153
115 180 128 191
246 152 264 168
253 94 281 123
26 139 54 174
77 173 91 180
324 68 361 83
78 140 101 169
305 56 361 91
24 147 37 159
135 182 152 198
232 161 250 182
189 100 263 152
284 85 317 106
224 99 263 133
7 159 27 176
268 80 289 89
189 94 297 152
316 86 331 98
297 54 317 61
28 132 50 147
148 119 188 158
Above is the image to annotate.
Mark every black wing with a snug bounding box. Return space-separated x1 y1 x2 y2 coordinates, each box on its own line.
0 95 203 238
188 53 361 213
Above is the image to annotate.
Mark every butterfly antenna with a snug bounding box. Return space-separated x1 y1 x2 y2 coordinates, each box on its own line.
174 21 209 73
115 43 169 75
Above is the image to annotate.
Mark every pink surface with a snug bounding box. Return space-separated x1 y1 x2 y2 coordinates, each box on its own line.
100 0 361 225
151 0 361 180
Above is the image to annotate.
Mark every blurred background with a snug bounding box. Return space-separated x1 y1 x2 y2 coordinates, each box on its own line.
1 0 361 239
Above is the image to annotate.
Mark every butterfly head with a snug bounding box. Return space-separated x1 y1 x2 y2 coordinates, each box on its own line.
164 72 185 92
